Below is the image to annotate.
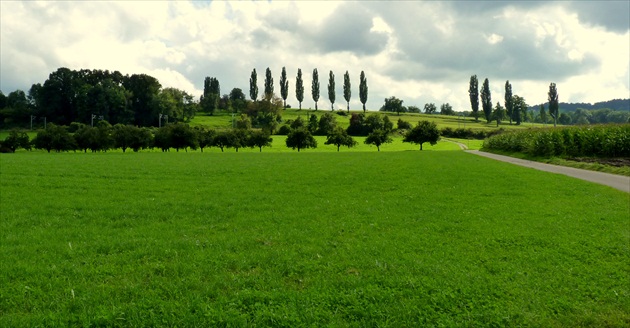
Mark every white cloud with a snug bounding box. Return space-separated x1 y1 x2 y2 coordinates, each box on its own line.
0 0 628 112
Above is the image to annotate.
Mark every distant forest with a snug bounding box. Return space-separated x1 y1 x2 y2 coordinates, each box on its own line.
529 99 630 112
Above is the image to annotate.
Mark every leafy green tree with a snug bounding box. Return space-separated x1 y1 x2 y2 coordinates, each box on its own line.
365 113 389 134
194 126 215 152
312 69 320 110
229 88 247 113
129 127 153 152
469 75 479 121
308 114 319 134
548 82 559 127
290 116 306 130
558 112 572 125
364 129 392 151
381 96 404 115
328 70 336 111
112 124 137 152
212 130 234 152
200 77 220 115
407 105 421 113
2 130 30 152
230 128 249 152
264 68 274 101
359 71 368 112
295 69 304 110
347 112 366 136
285 128 317 152
124 73 162 126
248 130 272 152
280 67 289 108
403 120 440 150
481 78 492 123
317 112 337 136
32 124 76 153
383 115 394 132
169 123 198 152
325 127 357 151
539 104 547 124
397 118 412 130
440 103 454 115
423 103 437 114
74 126 99 152
153 125 172 152
505 80 513 124
249 69 258 101
512 95 527 125
492 102 505 127
236 114 252 130
343 71 351 111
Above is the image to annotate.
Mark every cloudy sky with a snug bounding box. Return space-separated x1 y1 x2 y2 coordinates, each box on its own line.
1 1 628 111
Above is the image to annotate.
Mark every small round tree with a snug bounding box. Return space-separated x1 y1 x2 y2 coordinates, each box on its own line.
286 128 317 152
364 129 392 151
403 120 440 150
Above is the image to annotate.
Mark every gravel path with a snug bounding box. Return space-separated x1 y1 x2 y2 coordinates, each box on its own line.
465 150 630 193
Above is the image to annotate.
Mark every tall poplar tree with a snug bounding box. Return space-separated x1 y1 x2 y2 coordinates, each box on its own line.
468 75 479 122
504 80 513 124
328 70 336 111
359 71 368 113
481 78 492 123
249 69 258 101
264 67 274 101
343 71 351 112
548 82 559 127
312 68 320 111
280 67 289 108
295 68 304 110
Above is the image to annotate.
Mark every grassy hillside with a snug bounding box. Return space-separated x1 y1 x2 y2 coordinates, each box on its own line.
1 151 628 326
189 109 548 132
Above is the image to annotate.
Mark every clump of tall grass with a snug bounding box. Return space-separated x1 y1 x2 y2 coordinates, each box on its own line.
482 124 630 158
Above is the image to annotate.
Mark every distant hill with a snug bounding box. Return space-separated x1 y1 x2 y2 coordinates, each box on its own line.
529 98 629 112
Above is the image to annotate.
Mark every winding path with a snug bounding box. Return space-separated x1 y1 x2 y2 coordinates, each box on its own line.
465 150 630 193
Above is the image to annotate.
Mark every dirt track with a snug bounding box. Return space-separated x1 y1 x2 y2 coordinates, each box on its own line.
466 150 630 193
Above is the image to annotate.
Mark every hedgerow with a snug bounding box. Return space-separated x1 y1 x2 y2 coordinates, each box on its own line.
482 124 630 157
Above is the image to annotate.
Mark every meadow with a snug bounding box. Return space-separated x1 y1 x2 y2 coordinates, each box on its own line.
1 150 628 327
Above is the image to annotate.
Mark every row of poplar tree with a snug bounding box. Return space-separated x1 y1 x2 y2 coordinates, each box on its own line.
467 75 560 127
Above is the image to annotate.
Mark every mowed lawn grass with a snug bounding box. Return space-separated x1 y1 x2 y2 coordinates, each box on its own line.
1 151 628 327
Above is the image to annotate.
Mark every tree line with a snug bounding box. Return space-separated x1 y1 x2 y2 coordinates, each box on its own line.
1 112 443 153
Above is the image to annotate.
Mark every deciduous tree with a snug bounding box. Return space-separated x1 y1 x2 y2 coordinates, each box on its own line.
343 71 351 111
295 69 304 110
249 69 258 101
364 129 392 151
548 82 559 127
423 103 437 114
248 130 272 152
440 103 454 115
2 130 30 152
312 69 320 110
403 120 440 150
328 70 336 110
280 67 289 108
468 75 479 121
359 71 368 113
481 78 492 123
286 128 317 152
381 96 404 115
325 127 357 151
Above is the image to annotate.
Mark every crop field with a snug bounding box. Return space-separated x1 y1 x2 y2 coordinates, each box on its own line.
1 151 628 326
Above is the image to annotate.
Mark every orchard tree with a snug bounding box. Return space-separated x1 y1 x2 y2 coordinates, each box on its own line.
249 69 258 101
295 68 304 110
194 126 215 152
423 103 437 114
317 112 337 136
312 68 320 110
468 75 479 121
286 128 317 152
308 114 318 134
325 127 357 151
32 124 76 153
248 130 273 152
403 120 440 150
548 82 559 127
280 67 289 108
359 71 368 112
364 129 392 151
328 70 336 110
505 80 513 124
264 67 274 101
481 78 492 123
2 130 30 152
343 71 351 111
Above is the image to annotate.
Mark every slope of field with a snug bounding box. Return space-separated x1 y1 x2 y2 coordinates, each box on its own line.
1 151 628 326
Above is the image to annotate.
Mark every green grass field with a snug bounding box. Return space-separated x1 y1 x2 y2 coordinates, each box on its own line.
1 151 628 326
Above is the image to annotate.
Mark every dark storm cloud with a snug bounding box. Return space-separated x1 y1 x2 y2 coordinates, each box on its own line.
568 1 630 33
